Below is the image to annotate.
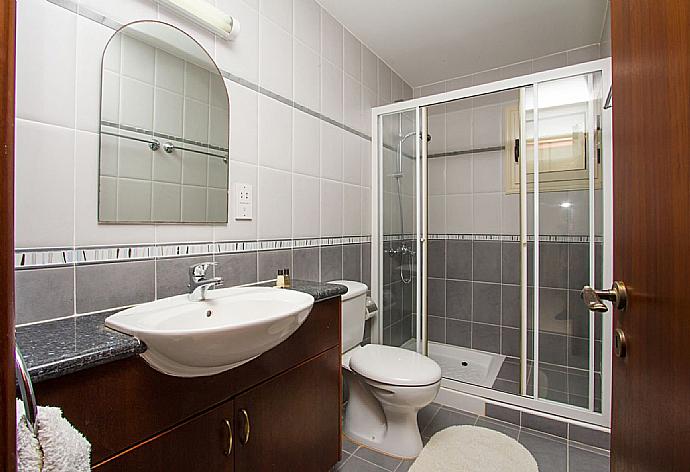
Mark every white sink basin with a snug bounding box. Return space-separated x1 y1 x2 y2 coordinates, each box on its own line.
105 286 314 377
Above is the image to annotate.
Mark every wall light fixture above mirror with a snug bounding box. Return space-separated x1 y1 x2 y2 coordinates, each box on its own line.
99 20 230 224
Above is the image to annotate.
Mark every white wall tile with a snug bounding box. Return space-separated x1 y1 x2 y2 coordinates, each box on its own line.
429 195 446 234
182 153 208 186
293 0 320 52
361 86 376 135
343 184 362 236
320 179 342 237
99 176 117 222
227 80 258 164
180 185 207 223
152 182 182 222
361 188 371 234
155 49 185 94
391 73 403 103
259 16 293 99
360 138 372 188
320 122 343 181
16 0 76 128
155 88 184 136
206 187 228 223
258 167 292 239
361 46 378 92
80 0 157 25
157 6 215 55
293 39 320 111
15 120 75 248
429 157 446 196
208 155 229 189
445 155 473 195
343 74 361 131
260 0 292 33
501 193 520 234
216 0 260 83
209 105 230 148
321 10 342 68
321 59 343 121
293 110 320 177
473 193 501 234
472 105 501 149
118 137 153 180
121 35 155 84
377 60 391 105
120 77 154 129
258 95 292 171
342 133 361 186
185 62 210 103
119 178 152 222
76 17 112 133
183 98 210 142
100 71 120 123
446 194 473 234
445 106 472 153
292 173 320 238
152 147 182 184
343 30 361 81
473 151 502 193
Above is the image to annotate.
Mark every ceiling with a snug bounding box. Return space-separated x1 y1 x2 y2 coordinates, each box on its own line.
317 0 608 87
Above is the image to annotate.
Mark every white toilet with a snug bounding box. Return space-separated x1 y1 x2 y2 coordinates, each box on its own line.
330 280 442 459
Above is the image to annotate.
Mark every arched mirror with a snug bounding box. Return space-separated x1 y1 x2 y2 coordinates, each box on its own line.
98 21 229 224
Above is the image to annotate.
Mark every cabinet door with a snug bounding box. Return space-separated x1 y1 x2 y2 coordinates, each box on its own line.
93 399 234 472
234 348 341 472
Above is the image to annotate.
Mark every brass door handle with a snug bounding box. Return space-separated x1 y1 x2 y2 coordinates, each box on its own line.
581 281 628 312
239 409 250 445
224 419 233 456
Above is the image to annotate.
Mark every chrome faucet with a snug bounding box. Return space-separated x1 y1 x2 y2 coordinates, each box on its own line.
188 262 223 301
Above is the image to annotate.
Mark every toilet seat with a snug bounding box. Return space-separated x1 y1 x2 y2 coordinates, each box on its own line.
348 344 442 387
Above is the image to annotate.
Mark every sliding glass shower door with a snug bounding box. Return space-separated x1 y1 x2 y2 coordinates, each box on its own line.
374 65 609 423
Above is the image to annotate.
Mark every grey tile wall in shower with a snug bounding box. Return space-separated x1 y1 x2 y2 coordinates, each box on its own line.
428 235 603 409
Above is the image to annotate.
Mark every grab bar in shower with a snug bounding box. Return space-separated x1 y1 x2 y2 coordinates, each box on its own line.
15 346 37 433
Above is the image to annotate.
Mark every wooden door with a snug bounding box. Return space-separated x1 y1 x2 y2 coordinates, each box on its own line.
234 347 341 472
611 1 690 471
0 0 15 470
93 399 234 471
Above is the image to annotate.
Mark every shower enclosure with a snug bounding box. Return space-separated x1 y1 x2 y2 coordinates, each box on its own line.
371 59 612 426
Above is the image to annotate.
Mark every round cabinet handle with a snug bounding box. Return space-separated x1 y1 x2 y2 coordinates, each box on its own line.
239 409 250 445
224 419 233 456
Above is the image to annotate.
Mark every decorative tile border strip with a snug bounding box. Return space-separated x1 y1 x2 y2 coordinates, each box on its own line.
15 236 372 269
45 0 373 144
383 233 603 243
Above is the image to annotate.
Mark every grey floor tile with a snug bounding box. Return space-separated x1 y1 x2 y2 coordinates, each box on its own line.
342 435 359 454
521 412 568 438
475 417 519 438
417 403 441 433
338 455 388 472
395 460 414 472
569 423 610 450
569 443 610 472
421 407 477 437
354 447 402 471
333 451 351 471
518 430 567 472
485 403 520 425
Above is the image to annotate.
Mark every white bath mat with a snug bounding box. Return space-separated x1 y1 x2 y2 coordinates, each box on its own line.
409 425 538 472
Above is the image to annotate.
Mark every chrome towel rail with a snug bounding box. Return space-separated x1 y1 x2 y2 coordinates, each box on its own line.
15 346 37 433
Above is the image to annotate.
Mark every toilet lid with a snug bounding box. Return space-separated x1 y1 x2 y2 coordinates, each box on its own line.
348 344 442 387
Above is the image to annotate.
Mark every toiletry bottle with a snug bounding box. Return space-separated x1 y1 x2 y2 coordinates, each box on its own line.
284 268 291 288
276 269 285 288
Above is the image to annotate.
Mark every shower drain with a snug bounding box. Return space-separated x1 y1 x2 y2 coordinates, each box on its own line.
461 361 468 367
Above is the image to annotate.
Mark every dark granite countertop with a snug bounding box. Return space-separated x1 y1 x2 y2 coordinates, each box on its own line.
16 309 146 384
16 280 347 384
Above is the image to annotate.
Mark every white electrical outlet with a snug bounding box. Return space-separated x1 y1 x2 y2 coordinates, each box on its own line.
234 183 252 220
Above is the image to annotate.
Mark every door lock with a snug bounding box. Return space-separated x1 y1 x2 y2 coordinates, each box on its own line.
614 328 627 358
580 281 628 312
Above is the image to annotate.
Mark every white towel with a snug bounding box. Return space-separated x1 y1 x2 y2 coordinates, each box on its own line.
16 399 91 472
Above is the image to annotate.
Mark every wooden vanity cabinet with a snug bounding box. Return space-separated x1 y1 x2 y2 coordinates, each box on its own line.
35 296 343 472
